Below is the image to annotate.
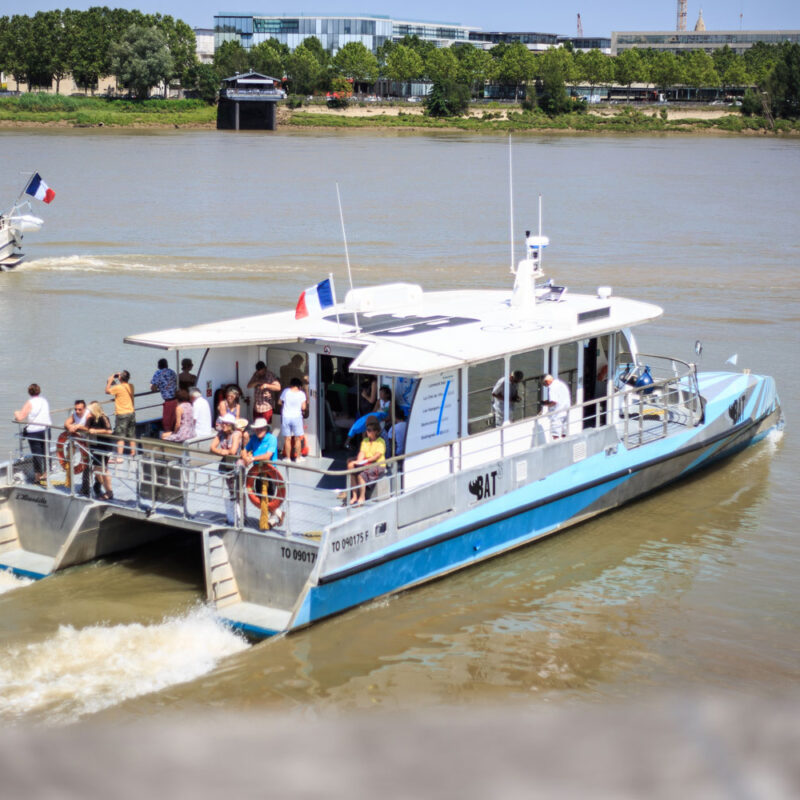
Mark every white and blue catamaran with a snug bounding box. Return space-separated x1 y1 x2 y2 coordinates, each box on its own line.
0 222 783 638
0 172 53 270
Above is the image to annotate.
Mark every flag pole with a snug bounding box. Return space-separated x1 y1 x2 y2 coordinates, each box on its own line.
329 272 342 335
336 183 359 333
14 171 35 206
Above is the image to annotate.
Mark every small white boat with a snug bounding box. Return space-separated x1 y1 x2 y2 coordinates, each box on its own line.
0 176 48 271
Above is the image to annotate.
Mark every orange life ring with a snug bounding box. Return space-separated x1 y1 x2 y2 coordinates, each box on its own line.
56 431 89 474
245 462 286 511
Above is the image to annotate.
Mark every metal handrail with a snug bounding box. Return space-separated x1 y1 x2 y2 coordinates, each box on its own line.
7 358 703 533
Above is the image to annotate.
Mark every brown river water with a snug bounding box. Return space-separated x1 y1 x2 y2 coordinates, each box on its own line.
0 129 797 725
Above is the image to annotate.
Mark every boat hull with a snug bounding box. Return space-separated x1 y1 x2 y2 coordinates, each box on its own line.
233 372 782 638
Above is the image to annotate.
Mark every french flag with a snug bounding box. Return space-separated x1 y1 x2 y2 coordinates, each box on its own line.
25 173 56 204
295 278 335 319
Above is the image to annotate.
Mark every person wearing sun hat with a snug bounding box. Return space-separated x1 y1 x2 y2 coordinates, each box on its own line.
210 412 242 525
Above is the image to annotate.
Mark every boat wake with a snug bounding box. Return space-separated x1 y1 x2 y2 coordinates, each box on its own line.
0 569 33 595
21 254 308 275
0 605 249 725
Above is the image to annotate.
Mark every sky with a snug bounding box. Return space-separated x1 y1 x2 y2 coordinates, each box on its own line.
2 0 799 36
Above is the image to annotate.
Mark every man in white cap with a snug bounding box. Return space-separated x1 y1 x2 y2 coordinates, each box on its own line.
542 373 571 439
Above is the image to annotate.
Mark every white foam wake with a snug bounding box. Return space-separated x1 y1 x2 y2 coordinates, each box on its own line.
0 606 249 724
0 569 33 595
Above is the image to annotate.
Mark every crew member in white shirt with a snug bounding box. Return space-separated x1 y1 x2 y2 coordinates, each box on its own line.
190 388 214 437
542 374 571 439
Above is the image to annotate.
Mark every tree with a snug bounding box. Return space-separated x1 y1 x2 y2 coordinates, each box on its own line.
425 47 459 84
286 47 324 95
299 36 329 68
452 43 491 99
332 41 378 90
183 61 219 103
614 48 646 101
214 40 249 79
425 80 470 117
579 48 613 101
681 50 719 94
111 24 173 98
497 42 535 101
650 51 683 94
534 47 575 114
766 42 800 118
744 42 779 86
385 44 423 94
155 15 196 89
249 40 283 77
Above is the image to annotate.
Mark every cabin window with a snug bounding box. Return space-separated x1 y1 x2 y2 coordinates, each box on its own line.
556 342 579 403
616 332 633 375
509 349 546 422
467 358 504 434
267 349 308 391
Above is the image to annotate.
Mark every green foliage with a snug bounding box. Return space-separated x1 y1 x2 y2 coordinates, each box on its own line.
213 40 249 79
332 41 378 86
286 94 304 109
650 52 683 91
249 40 283 78
536 48 574 115
0 9 196 95
681 49 719 88
765 42 800 119
424 80 470 117
614 48 645 92
111 24 173 99
578 49 613 90
425 47 459 83
183 62 219 104
385 44 423 86
326 94 349 109
286 46 326 95
659 107 668 120
740 88 762 116
496 42 535 100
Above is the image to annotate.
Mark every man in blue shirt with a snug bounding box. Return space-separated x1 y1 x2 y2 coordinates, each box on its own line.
242 418 279 530
243 418 278 464
150 358 178 432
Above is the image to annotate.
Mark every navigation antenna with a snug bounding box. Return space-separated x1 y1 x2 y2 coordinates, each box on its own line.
508 135 515 274
336 182 360 332
577 13 583 37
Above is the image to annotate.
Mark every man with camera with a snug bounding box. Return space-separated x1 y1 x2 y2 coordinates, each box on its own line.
105 369 136 461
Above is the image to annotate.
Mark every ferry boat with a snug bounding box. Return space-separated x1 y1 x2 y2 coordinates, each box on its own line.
0 227 783 638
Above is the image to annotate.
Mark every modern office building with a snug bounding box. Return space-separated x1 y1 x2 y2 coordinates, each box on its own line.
612 29 800 56
467 31 558 51
214 12 476 54
558 36 612 54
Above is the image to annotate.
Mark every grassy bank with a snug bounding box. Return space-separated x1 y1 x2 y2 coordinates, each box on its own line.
286 106 799 135
1 93 796 135
0 93 216 127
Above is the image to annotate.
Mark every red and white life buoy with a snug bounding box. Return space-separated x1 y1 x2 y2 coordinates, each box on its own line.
56 431 89 474
245 462 286 512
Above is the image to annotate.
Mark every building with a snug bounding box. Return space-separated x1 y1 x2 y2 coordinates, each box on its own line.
194 27 215 64
611 29 800 56
217 72 285 131
468 31 558 51
214 12 476 55
558 36 612 54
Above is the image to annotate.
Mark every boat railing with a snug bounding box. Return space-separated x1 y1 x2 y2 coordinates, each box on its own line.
5 356 703 533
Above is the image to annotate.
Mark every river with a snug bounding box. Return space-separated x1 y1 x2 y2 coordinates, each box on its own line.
0 129 797 725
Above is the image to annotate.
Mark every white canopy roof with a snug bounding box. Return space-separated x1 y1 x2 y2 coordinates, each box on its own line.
124 284 662 378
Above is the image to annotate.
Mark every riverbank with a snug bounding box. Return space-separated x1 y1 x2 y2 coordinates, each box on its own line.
0 94 796 135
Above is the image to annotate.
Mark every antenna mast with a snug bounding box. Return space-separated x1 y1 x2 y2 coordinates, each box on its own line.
576 13 583 37
508 135 515 274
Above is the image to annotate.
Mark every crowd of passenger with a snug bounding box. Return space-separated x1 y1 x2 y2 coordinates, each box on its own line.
12 356 412 511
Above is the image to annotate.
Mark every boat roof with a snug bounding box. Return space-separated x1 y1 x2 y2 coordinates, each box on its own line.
124 282 662 378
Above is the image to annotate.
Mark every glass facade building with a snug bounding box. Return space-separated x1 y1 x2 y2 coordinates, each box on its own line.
612 29 800 56
214 12 475 54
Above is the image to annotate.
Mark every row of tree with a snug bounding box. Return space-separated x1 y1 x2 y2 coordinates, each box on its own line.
0 8 196 96
1 9 797 117
213 35 788 98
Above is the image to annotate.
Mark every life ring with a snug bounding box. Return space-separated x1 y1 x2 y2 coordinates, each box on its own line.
56 431 89 474
245 462 286 512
